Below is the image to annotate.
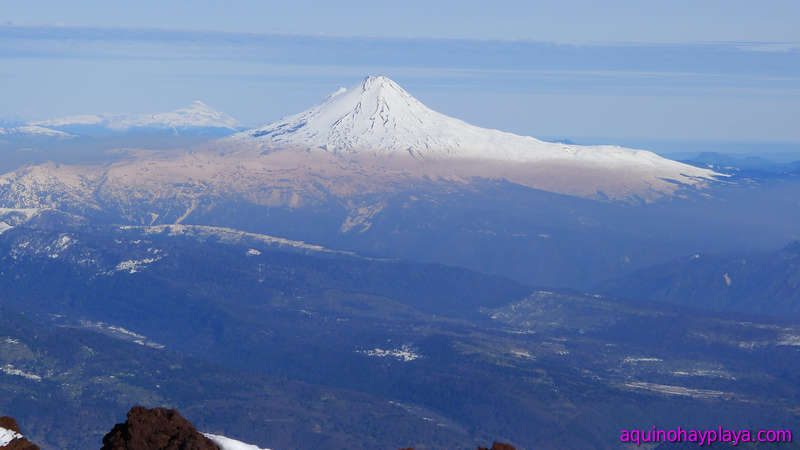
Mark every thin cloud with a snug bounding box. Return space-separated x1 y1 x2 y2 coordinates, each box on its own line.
2 24 799 77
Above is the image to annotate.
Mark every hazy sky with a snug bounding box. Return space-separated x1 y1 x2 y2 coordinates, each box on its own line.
5 1 800 42
2 1 800 142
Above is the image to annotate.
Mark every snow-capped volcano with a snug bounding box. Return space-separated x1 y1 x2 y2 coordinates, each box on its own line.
31 101 241 132
235 76 715 179
0 76 721 216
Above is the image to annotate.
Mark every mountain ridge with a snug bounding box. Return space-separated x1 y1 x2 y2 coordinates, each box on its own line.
29 101 241 133
598 241 800 317
0 76 722 212
0 125 74 139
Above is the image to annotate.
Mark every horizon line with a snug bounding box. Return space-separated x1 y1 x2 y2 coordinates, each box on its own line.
4 23 800 50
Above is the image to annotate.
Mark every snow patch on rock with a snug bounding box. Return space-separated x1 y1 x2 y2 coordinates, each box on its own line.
78 320 165 349
623 357 662 363
0 426 24 446
777 334 800 346
624 381 729 399
113 256 162 274
203 433 271 450
1 364 42 381
357 344 420 362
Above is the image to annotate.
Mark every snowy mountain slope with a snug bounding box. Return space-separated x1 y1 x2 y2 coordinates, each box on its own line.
233 76 716 181
0 125 74 138
118 224 360 257
0 129 716 216
0 163 102 210
31 101 241 132
0 207 47 235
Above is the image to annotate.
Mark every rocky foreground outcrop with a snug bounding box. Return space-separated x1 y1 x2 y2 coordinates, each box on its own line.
3 407 512 449
401 442 515 450
101 407 219 450
478 443 516 450
0 416 39 450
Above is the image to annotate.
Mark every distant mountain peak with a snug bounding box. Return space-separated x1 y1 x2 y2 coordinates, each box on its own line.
358 75 413 98
180 100 227 116
0 124 74 139
232 77 718 185
0 77 720 208
239 75 444 156
31 101 241 132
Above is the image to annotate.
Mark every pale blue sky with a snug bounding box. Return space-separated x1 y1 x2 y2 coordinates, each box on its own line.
5 1 800 42
2 1 800 143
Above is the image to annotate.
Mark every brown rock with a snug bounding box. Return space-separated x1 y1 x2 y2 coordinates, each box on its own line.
478 443 516 450
1 439 40 450
0 416 40 450
101 406 219 450
403 441 515 450
0 417 21 434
